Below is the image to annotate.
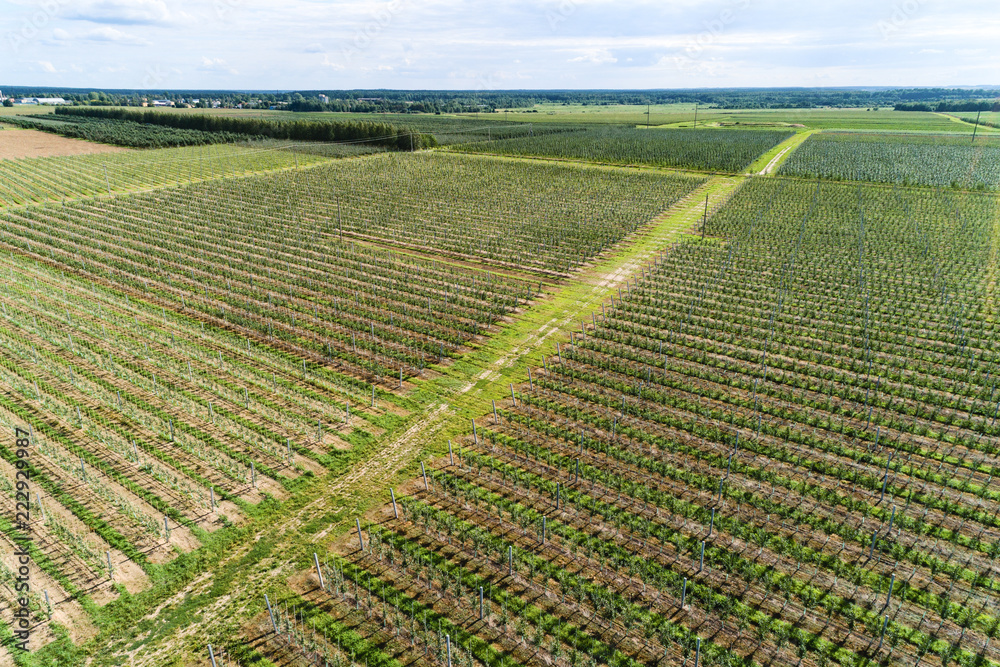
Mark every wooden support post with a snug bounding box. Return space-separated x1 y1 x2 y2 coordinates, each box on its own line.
884 573 895 611
314 553 325 589
265 594 278 632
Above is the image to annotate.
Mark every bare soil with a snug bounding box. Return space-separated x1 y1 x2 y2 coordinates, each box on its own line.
0 128 127 160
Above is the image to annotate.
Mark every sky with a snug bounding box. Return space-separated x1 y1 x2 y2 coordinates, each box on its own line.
0 0 997 91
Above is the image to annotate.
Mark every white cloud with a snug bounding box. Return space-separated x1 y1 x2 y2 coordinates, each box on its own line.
64 0 175 26
321 54 345 70
53 26 150 45
37 60 58 73
3 0 999 89
569 48 617 64
197 57 239 75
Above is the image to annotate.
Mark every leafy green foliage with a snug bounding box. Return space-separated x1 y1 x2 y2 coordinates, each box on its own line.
779 132 1000 189
452 126 793 171
3 114 248 148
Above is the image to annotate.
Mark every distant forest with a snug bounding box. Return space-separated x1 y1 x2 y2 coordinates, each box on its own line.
2 85 997 112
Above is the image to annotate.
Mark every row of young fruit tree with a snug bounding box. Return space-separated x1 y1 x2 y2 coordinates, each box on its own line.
266 178 1000 667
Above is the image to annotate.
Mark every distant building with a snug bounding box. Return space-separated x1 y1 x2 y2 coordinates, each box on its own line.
318 94 329 103
151 100 173 106
18 97 67 105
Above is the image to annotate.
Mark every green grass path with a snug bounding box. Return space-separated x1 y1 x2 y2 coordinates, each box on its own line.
65 173 748 664
747 129 818 175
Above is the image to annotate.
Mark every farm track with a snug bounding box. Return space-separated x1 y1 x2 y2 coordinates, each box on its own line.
302 180 1000 667
24 147 1000 667
103 172 742 665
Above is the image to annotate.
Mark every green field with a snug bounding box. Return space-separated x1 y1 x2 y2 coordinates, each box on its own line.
0 142 328 206
779 132 1000 189
4 92 1000 667
450 126 793 172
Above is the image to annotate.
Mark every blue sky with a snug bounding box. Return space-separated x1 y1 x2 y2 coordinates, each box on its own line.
0 0 997 90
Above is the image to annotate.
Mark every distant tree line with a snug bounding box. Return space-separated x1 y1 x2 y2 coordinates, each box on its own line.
5 85 998 112
894 100 1000 112
54 106 434 149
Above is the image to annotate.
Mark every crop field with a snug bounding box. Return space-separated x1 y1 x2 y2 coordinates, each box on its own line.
779 133 1000 189
263 113 582 146
953 113 1000 130
290 178 1000 667
0 142 332 207
3 97 1000 667
0 246 422 639
221 152 705 274
450 127 793 172
4 114 253 148
0 154 699 391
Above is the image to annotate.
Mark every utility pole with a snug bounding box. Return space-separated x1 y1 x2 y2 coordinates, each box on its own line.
702 194 709 238
646 103 650 128
693 102 699 128
972 109 982 143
